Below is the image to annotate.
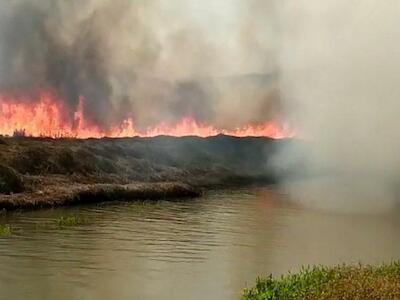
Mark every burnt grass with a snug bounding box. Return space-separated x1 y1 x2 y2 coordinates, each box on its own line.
0 135 291 210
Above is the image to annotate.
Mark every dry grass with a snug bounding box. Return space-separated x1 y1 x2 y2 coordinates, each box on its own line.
0 135 286 209
0 182 200 210
0 164 25 194
0 135 283 186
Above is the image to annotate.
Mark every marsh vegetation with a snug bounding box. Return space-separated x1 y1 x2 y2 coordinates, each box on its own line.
243 262 400 300
0 224 11 236
55 215 90 228
0 135 290 210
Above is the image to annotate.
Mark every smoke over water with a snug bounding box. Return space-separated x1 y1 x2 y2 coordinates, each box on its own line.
0 0 290 138
276 1 400 213
1 0 397 210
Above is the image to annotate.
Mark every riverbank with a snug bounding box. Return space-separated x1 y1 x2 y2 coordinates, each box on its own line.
0 135 290 210
0 181 199 210
242 262 400 300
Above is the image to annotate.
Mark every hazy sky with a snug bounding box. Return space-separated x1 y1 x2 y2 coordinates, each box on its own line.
0 0 280 128
151 0 277 77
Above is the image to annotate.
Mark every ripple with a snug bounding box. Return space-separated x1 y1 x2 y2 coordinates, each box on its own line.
1 188 399 300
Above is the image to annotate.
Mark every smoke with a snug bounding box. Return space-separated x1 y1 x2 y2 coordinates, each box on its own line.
275 0 400 213
1 0 397 210
0 0 281 129
2 0 398 213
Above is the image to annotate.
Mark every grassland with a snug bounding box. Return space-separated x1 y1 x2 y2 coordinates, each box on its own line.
242 262 400 300
0 135 291 210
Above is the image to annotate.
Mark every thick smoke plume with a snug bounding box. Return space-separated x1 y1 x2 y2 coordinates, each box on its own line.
0 0 281 130
276 0 400 213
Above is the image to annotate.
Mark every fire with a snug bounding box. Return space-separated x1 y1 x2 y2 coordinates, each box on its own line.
0 92 293 139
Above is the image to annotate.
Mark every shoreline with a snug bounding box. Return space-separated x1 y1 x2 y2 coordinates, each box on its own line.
0 181 200 211
0 135 286 211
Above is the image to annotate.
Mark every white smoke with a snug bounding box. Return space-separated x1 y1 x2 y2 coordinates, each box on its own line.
0 0 281 129
276 0 400 213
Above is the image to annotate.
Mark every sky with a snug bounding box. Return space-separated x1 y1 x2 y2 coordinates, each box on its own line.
151 0 277 77
0 0 281 128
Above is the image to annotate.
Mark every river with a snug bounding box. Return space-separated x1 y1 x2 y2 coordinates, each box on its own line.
0 188 399 300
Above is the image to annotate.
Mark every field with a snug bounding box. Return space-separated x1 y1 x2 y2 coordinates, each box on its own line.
0 135 292 209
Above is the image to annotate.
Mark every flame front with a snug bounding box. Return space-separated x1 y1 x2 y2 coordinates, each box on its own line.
0 93 293 139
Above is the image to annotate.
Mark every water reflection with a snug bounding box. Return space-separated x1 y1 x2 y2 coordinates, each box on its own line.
0 188 399 300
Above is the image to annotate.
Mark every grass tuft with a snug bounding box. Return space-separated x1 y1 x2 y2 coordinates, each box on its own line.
0 224 11 237
242 262 400 300
55 215 90 228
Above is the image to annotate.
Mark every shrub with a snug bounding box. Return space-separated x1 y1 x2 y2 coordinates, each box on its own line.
242 262 400 300
11 147 57 175
0 164 24 194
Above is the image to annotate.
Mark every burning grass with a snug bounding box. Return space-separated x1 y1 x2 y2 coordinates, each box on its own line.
242 262 400 300
0 93 292 139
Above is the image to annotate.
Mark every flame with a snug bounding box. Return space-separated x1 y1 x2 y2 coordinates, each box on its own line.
0 92 293 139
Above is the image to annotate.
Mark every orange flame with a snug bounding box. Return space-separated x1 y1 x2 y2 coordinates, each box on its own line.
0 92 293 139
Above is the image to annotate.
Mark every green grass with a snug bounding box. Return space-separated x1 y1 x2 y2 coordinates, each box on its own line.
0 224 11 236
55 215 90 228
242 262 400 300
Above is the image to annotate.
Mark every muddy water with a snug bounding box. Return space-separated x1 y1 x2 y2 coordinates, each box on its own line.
0 188 399 300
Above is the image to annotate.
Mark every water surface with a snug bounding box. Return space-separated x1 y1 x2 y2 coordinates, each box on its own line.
0 188 399 300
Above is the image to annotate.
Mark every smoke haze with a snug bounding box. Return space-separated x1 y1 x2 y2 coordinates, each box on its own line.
0 0 280 129
1 0 399 212
277 0 400 212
